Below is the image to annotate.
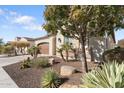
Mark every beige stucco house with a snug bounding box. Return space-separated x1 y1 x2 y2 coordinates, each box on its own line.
15 31 116 62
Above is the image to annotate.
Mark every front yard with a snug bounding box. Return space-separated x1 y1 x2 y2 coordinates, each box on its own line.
3 57 98 88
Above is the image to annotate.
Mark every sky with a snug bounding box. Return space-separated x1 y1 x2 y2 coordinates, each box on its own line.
0 5 124 43
0 5 47 42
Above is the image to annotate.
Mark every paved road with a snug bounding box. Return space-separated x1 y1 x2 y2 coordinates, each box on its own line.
0 55 30 88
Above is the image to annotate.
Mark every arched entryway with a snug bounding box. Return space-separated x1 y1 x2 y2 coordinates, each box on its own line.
37 42 49 54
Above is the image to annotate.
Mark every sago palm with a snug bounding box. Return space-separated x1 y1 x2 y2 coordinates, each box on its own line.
41 69 61 88
81 61 124 88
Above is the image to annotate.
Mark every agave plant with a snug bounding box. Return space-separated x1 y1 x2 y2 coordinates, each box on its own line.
41 69 61 88
81 61 124 88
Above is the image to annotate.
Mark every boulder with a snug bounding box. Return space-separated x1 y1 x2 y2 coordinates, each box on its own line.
59 83 79 88
60 65 76 76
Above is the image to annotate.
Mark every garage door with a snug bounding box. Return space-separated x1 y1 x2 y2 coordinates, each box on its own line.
38 42 49 54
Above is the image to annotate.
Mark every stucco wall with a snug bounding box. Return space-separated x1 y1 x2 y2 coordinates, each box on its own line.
34 36 56 56
89 36 115 62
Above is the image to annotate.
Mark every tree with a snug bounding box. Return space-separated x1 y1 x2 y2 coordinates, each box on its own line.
10 41 30 55
57 47 65 62
28 46 39 59
10 41 18 56
0 39 4 54
61 42 71 62
43 5 124 73
3 45 14 56
18 41 30 54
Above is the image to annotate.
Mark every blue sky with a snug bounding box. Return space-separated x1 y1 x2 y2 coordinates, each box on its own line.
0 5 124 43
0 5 47 42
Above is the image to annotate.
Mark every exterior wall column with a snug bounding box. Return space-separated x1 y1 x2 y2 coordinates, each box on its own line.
49 36 56 56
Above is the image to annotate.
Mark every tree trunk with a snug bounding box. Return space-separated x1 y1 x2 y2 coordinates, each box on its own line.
90 46 94 62
72 49 78 61
34 49 37 59
60 51 66 62
14 47 17 56
80 34 88 73
65 50 68 62
14 49 17 56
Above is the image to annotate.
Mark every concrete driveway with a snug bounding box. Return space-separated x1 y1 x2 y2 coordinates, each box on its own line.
0 55 30 88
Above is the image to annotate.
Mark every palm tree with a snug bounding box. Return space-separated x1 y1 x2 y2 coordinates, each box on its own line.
61 42 71 62
57 47 65 61
28 46 39 59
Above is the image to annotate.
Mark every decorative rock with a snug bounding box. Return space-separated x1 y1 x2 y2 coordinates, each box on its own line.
60 65 76 76
49 58 54 65
59 83 79 88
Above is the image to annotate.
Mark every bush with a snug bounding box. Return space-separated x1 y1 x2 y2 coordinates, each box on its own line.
33 57 50 68
2 45 15 56
102 47 124 63
41 69 61 88
81 61 124 88
20 57 31 69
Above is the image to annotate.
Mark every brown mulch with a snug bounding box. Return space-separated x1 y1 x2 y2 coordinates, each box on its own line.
3 57 98 88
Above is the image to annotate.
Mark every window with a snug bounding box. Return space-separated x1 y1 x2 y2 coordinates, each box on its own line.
64 37 69 43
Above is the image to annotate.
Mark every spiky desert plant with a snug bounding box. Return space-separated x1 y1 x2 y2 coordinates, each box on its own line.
41 69 61 88
81 61 124 88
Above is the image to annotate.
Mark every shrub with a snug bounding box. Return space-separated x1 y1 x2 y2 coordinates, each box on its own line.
20 57 31 69
81 61 124 88
41 69 61 88
2 45 15 56
102 47 124 63
33 57 49 68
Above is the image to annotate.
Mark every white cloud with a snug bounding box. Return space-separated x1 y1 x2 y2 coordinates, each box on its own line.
9 11 17 16
23 24 42 31
0 8 5 15
13 15 35 25
12 15 42 31
0 8 42 31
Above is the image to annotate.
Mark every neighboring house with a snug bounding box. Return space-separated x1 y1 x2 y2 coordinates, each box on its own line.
117 39 124 48
14 31 116 62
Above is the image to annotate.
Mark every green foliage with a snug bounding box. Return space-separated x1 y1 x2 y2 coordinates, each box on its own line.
57 47 65 61
61 42 71 62
0 39 4 54
102 47 124 63
57 42 72 62
41 69 61 88
0 46 3 54
10 41 30 55
44 5 124 72
20 57 31 69
2 45 14 56
81 62 124 88
27 46 39 59
33 57 49 68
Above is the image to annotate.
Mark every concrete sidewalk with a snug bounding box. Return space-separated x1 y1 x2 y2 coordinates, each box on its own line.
0 55 30 88
0 68 18 88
